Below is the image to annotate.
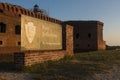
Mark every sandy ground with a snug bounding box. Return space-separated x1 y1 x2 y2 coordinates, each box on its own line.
0 72 33 80
0 65 120 80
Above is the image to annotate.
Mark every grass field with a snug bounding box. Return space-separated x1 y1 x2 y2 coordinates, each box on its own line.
0 50 120 80
22 50 120 80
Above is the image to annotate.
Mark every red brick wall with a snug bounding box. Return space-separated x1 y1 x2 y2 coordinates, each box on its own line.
97 23 106 50
0 12 20 54
0 2 74 67
66 25 73 55
14 24 73 67
14 51 65 67
0 2 63 54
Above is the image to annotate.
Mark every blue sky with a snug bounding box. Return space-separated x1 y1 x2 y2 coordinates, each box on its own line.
0 0 120 46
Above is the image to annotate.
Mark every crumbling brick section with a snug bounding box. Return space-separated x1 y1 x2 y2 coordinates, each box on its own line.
14 51 65 67
14 53 24 67
66 25 73 55
14 24 73 68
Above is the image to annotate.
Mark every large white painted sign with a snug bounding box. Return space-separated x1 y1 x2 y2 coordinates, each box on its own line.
25 22 36 43
21 15 62 51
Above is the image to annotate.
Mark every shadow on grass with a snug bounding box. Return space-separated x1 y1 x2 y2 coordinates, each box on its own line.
0 62 17 72
23 60 112 80
22 50 120 80
24 62 91 80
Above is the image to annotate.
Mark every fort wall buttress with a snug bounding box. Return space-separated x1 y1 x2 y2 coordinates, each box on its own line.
66 24 73 55
97 22 106 50
64 21 106 52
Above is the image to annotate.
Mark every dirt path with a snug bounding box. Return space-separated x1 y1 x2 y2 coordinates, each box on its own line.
93 65 120 80
0 72 33 80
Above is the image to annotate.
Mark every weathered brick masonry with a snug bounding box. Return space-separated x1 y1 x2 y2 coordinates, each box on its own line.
14 51 65 67
0 2 73 67
0 7 20 53
14 24 73 67
65 21 106 52
0 2 61 54
0 2 106 67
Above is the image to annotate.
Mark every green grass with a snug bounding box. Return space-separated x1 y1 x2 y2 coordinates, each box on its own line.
23 50 120 80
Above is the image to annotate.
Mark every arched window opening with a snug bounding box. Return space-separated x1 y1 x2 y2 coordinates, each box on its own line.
0 9 3 13
15 25 21 35
24 10 27 14
20 9 23 14
76 44 79 47
0 41 3 45
31 12 34 16
7 5 10 11
76 33 80 39
0 22 6 33
88 44 90 47
16 8 18 12
88 33 91 38
18 41 21 46
11 7 14 12
28 11 30 16
2 4 5 9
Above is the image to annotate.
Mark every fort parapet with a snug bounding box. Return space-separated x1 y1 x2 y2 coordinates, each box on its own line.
0 2 61 24
64 21 106 52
